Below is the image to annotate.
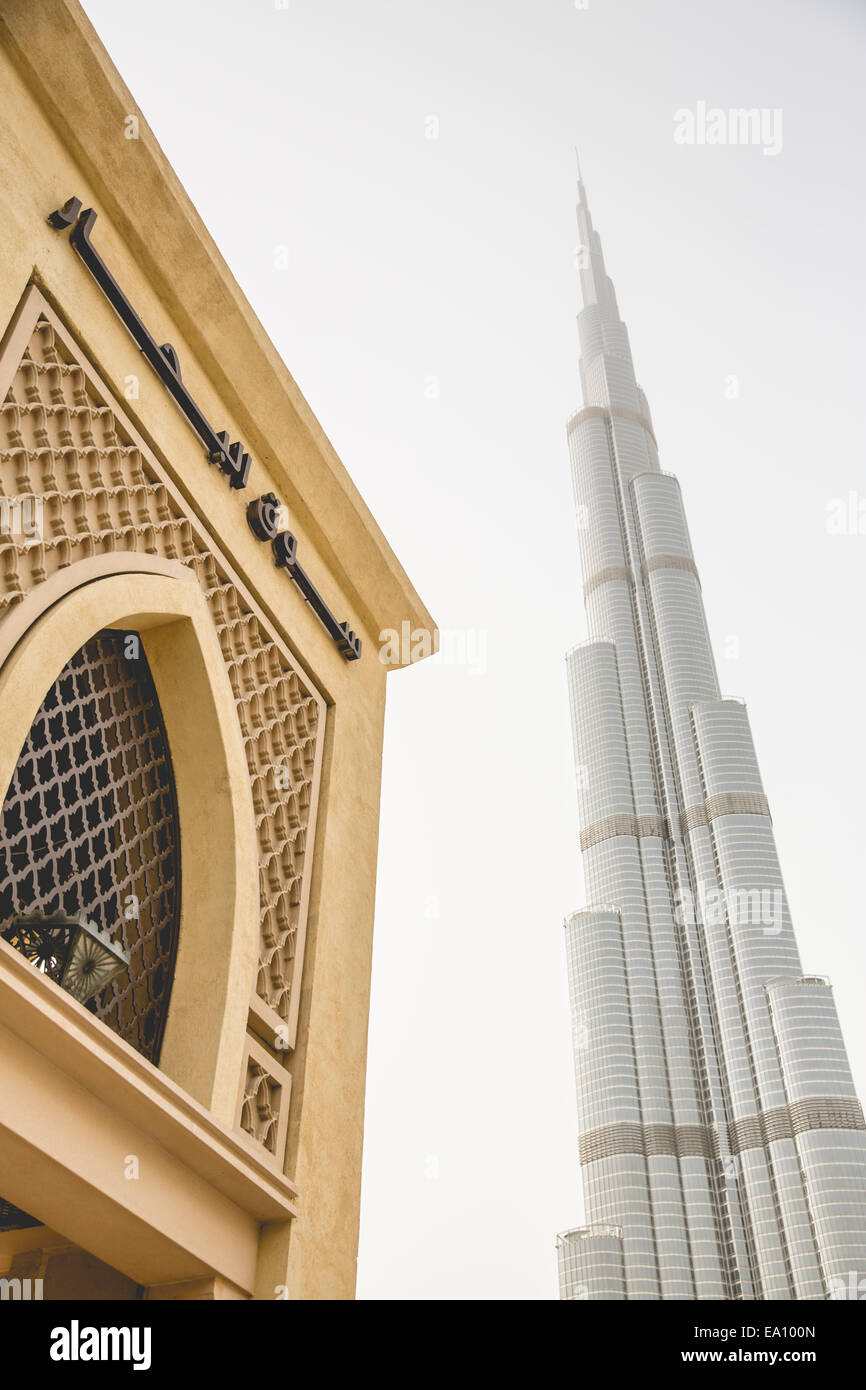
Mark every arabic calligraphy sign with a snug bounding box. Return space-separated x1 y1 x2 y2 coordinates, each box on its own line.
48 197 362 661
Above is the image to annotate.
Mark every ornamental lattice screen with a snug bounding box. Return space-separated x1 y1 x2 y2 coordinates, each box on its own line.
0 627 181 1064
0 288 327 1167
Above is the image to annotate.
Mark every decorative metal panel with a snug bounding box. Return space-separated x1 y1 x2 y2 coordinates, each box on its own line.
0 628 180 1064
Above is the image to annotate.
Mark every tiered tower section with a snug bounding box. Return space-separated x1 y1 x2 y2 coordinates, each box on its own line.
559 179 866 1301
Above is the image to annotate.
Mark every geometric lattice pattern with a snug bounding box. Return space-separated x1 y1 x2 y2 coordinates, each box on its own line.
240 1056 283 1156
0 311 322 1041
0 303 326 1156
0 629 179 1063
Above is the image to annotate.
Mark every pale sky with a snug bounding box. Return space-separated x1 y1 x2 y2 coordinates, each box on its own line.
80 0 866 1300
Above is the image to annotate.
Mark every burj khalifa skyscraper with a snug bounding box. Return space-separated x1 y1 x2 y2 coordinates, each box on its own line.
557 176 866 1301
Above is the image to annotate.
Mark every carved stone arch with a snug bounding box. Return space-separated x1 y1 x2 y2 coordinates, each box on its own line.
0 565 259 1124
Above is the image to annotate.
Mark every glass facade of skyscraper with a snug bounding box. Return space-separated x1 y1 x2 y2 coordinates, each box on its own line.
559 181 866 1301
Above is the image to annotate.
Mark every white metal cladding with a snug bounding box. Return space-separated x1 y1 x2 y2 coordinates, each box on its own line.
559 179 866 1301
556 1227 626 1300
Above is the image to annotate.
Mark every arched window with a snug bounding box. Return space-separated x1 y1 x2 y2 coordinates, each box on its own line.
0 628 181 1064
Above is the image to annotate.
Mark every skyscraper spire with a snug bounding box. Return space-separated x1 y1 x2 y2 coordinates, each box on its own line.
557 175 866 1301
574 170 620 331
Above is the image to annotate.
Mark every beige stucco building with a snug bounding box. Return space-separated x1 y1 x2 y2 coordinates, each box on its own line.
0 0 434 1300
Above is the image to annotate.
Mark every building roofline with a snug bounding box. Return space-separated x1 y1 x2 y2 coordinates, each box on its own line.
0 0 435 657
